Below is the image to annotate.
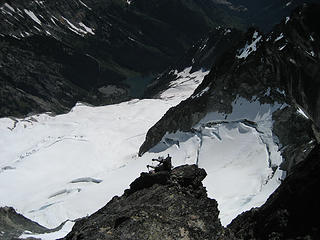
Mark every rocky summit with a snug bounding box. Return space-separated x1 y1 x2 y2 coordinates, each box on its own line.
63 165 234 240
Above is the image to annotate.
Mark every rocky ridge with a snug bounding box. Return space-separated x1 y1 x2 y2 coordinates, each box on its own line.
63 165 234 240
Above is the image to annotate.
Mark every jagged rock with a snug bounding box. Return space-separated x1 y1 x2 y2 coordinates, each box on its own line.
228 144 320 239
139 4 320 174
63 165 235 240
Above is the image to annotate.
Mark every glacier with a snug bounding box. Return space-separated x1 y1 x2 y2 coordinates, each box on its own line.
0 68 283 238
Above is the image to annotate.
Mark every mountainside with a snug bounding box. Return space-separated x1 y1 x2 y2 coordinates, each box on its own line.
2 0 319 117
144 27 244 98
215 0 320 32
0 0 245 117
1 1 320 240
139 3 320 174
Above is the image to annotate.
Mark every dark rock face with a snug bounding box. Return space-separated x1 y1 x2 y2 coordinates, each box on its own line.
139 4 320 174
219 0 320 32
0 0 246 117
229 144 320 240
0 206 48 240
64 165 234 240
144 27 244 98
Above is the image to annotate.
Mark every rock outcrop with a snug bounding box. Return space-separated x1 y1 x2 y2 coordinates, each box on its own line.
63 165 234 240
0 206 48 240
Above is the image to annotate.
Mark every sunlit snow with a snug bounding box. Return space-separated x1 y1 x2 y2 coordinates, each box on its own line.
0 68 284 238
149 96 285 225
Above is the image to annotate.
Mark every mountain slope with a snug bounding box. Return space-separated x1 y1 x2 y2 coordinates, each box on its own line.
139 4 320 170
0 0 246 117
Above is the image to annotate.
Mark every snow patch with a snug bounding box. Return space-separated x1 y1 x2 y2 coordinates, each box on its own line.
159 67 209 103
236 31 262 59
274 33 284 42
79 22 95 35
297 107 309 119
79 0 92 10
19 221 75 240
24 9 42 25
4 3 15 12
285 16 290 24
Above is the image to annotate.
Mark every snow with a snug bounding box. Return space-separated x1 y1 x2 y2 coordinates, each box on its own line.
4 3 15 12
274 33 284 42
279 44 287 51
0 68 285 235
19 221 75 240
79 22 95 35
191 86 210 99
160 67 209 101
79 0 92 10
224 29 231 35
285 16 290 24
0 69 206 238
24 9 42 25
149 96 286 226
236 31 262 59
61 17 95 36
297 107 309 119
62 16 87 35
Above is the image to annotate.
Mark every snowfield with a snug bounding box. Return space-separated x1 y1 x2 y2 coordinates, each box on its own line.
0 68 284 238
